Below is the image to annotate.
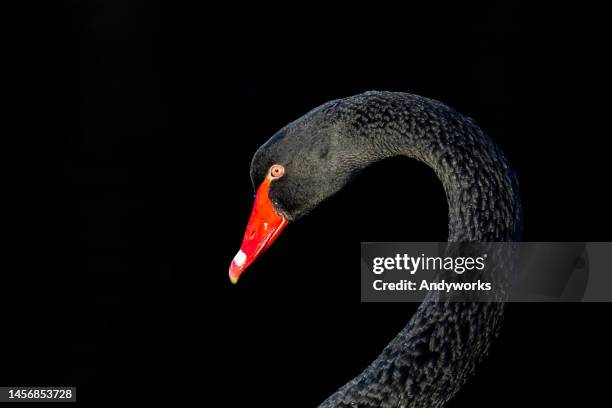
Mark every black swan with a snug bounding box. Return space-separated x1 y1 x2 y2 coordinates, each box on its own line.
229 91 522 407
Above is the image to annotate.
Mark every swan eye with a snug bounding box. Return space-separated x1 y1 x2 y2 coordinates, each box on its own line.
269 164 285 179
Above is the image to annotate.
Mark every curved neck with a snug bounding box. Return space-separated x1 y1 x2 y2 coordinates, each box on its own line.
319 91 522 408
338 91 522 241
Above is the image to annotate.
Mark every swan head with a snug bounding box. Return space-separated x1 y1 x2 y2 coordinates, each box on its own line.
229 100 363 283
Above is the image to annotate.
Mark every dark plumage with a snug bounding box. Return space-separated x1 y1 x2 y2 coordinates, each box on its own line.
249 91 523 407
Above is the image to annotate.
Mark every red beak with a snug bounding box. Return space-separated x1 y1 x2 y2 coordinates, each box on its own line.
229 176 288 284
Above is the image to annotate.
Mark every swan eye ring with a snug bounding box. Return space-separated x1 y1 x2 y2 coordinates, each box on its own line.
269 164 285 179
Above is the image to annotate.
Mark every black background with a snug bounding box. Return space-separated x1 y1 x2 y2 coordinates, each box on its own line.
7 1 611 406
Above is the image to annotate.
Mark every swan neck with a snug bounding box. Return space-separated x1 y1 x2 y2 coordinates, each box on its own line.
346 93 522 241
